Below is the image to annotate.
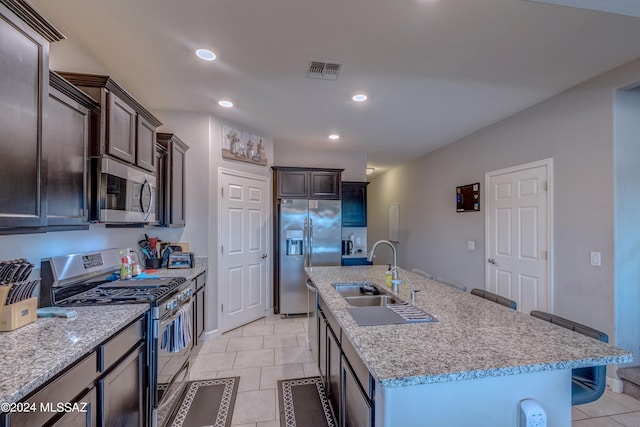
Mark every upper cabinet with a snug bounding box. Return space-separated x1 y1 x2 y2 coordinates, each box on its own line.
342 181 368 227
272 167 343 199
0 0 64 232
56 73 162 173
156 133 189 227
45 71 98 229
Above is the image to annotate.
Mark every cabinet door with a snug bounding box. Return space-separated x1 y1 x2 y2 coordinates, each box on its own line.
155 143 168 225
195 286 205 344
277 170 308 198
45 86 90 227
51 387 98 427
342 357 373 427
100 343 145 427
341 182 368 227
0 4 48 228
310 171 341 199
106 92 136 164
327 326 341 422
169 140 187 226
136 115 156 172
319 313 328 383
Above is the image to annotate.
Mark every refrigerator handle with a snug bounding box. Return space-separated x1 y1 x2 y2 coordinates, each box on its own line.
303 218 308 267
309 218 314 267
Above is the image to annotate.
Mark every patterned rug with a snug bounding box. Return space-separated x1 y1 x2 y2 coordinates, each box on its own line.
168 377 239 427
277 377 336 427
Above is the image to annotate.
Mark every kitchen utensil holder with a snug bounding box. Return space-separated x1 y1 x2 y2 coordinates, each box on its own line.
0 279 39 331
145 258 162 269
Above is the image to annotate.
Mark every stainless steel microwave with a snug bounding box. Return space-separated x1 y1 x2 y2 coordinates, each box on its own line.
94 157 156 223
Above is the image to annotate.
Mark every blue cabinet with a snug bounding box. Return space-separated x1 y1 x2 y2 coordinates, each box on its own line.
342 182 368 227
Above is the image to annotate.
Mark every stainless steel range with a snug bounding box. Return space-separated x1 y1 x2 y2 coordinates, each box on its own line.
40 248 195 427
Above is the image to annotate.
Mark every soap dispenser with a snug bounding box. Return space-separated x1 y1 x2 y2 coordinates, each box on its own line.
385 265 393 287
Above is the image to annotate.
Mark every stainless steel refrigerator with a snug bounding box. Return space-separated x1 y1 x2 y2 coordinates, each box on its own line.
278 198 341 315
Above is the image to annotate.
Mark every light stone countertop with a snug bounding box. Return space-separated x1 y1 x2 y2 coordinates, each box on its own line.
0 304 149 405
306 265 634 388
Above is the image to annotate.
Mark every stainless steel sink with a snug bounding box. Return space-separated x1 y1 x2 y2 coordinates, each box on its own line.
344 295 399 307
333 282 381 298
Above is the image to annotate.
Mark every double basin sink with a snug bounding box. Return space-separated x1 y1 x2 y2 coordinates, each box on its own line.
333 282 436 325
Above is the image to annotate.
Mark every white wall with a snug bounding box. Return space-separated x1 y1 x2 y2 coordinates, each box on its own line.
367 57 640 364
613 87 640 364
274 147 367 182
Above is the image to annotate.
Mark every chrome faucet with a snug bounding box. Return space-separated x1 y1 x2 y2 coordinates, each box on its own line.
368 240 399 281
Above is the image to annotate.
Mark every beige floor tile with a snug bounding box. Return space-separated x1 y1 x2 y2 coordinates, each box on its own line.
216 367 262 392
191 351 236 372
197 336 229 354
274 322 305 335
297 333 310 347
274 346 314 365
260 364 305 389
232 389 276 424
611 411 640 427
257 421 280 427
263 334 299 349
578 394 638 418
223 327 245 338
189 369 218 381
242 324 275 337
303 362 320 377
231 423 256 427
572 417 625 427
573 407 590 421
235 349 275 369
227 336 265 351
608 392 640 412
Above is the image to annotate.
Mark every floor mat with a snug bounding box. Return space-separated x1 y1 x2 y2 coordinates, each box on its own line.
277 376 336 427
168 377 239 427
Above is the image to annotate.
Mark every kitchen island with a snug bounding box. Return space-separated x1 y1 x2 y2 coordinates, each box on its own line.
306 265 633 427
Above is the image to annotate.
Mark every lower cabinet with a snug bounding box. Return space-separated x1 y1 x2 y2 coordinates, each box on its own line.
193 272 207 347
1 316 147 427
317 294 375 427
342 357 373 427
100 342 145 427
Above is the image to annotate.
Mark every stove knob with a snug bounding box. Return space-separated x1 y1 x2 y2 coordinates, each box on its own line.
166 299 176 310
185 289 193 297
177 292 185 302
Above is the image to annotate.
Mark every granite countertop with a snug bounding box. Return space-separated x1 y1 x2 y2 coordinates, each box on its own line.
0 304 149 405
306 265 634 388
148 256 208 281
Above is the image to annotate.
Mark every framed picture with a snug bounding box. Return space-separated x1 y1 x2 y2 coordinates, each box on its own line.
456 183 480 212
221 125 268 166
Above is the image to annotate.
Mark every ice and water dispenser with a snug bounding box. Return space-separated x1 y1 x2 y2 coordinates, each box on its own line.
285 230 304 256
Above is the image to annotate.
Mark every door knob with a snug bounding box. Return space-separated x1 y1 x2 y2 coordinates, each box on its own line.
488 258 496 264
261 254 268 259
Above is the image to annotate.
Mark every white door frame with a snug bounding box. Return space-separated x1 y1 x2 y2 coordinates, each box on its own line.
484 158 554 312
217 167 272 332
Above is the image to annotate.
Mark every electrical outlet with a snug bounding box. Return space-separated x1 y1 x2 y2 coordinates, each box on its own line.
519 399 547 427
590 251 601 267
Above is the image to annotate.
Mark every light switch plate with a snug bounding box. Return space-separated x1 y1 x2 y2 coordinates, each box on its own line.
590 251 601 267
467 240 475 251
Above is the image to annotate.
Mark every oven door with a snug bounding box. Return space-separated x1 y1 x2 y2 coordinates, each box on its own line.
155 297 193 426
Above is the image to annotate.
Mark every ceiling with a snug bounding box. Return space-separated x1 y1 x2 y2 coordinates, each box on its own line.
30 0 640 175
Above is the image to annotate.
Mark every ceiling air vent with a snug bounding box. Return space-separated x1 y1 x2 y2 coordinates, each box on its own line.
307 60 343 80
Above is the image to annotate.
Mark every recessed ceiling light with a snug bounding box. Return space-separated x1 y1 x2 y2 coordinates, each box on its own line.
218 100 233 108
196 49 216 61
352 94 367 102
366 167 375 175
329 134 340 140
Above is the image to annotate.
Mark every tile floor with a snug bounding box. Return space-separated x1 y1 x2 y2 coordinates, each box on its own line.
189 315 640 427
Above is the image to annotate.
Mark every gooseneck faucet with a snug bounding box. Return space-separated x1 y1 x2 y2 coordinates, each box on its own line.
368 240 398 280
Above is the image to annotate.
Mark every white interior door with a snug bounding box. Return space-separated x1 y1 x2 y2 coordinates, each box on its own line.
219 169 269 332
485 159 553 314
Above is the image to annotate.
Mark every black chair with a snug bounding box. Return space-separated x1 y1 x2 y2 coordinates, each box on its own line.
469 288 517 310
530 310 608 406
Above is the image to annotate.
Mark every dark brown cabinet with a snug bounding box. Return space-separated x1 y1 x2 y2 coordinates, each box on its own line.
0 0 63 232
193 272 207 347
341 181 368 227
51 387 98 427
272 167 342 199
57 73 162 173
45 72 98 230
156 133 189 227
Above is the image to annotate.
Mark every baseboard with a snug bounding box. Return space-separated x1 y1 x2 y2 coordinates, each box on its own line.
266 307 274 317
607 376 624 393
203 329 222 340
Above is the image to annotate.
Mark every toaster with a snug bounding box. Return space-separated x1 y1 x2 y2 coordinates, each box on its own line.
167 252 194 269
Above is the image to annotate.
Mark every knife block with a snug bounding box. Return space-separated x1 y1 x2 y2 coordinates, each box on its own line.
0 285 38 332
